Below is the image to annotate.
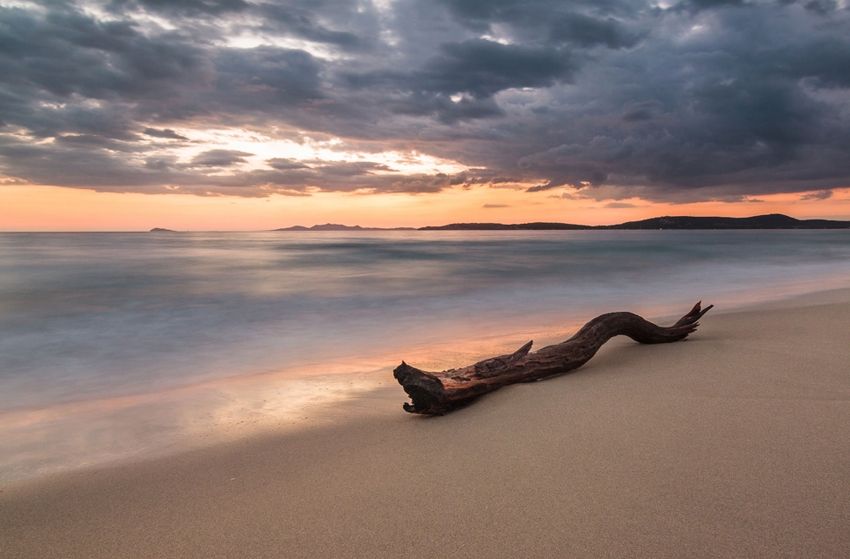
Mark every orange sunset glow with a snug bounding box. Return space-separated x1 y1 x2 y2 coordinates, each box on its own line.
3 0 850 229
3 183 850 231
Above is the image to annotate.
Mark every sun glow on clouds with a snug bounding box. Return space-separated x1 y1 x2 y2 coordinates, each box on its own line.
164 127 469 177
3 0 850 227
0 1 44 11
221 31 345 60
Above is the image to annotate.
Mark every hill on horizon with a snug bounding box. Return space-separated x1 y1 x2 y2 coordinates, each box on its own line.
419 213 850 231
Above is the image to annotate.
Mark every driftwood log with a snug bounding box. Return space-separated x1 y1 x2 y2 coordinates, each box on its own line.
394 301 713 415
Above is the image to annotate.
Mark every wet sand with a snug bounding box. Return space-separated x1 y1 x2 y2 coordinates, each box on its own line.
2 292 849 558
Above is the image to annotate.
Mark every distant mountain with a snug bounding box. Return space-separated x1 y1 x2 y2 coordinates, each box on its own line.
274 223 414 231
603 214 850 230
275 214 850 232
149 227 177 232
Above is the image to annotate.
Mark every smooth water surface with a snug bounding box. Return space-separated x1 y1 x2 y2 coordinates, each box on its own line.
1 230 849 479
2 230 850 410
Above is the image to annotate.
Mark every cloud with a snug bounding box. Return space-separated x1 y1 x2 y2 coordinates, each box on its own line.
482 203 509 208
255 3 372 50
266 158 310 171
0 0 849 202
190 149 253 167
603 201 638 208
548 12 640 49
111 0 250 16
418 39 575 98
800 189 834 200
526 182 562 193
683 0 746 11
143 128 189 140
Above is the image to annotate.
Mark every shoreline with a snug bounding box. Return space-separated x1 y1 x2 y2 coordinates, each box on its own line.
2 283 850 484
2 281 849 485
3 287 849 557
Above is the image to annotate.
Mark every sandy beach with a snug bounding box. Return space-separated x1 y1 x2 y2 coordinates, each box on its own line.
2 291 849 559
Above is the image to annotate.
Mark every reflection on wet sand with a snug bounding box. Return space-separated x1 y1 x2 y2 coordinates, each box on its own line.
0 323 575 482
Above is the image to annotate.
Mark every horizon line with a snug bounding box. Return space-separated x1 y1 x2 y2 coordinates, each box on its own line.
4 212 850 233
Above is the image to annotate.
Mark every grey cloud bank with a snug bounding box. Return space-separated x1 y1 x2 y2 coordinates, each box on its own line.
0 0 849 201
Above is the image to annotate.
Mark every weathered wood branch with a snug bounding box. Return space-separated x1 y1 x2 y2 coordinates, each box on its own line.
393 301 713 415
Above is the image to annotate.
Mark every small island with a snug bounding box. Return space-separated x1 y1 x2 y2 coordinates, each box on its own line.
149 227 177 233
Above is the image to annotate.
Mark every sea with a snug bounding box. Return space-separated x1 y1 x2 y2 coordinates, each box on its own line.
2 230 849 481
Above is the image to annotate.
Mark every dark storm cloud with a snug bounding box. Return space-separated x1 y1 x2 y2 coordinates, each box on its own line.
418 39 574 98
437 0 639 27
803 0 839 14
109 0 250 15
683 0 746 11
388 93 505 124
548 12 640 48
1 0 850 201
143 128 189 140
255 4 370 50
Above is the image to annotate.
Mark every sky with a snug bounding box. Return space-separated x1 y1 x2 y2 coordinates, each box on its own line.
1 0 850 230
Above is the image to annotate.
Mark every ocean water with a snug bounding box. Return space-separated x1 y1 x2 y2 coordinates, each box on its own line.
2 230 850 480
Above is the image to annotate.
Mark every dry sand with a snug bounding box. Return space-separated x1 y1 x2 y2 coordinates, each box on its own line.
2 292 849 558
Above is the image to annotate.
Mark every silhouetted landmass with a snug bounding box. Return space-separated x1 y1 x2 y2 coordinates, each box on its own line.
419 214 850 230
149 227 177 232
275 214 850 232
603 214 850 230
419 222 588 230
